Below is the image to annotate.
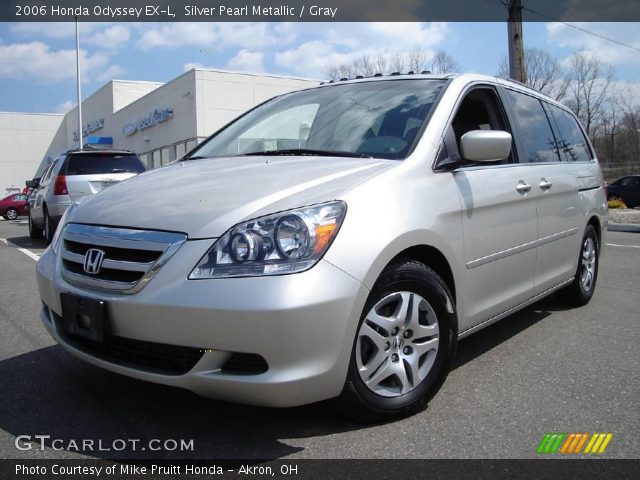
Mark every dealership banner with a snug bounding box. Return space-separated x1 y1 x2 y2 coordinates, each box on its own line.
3 459 640 479
2 0 640 22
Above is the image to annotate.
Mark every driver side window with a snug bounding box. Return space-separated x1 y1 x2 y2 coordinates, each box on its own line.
449 87 513 164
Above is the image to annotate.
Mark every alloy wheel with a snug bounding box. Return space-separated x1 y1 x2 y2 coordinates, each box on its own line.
580 237 597 291
356 291 440 397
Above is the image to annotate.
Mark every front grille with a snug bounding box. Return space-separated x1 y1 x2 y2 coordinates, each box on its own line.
64 239 162 263
59 224 186 294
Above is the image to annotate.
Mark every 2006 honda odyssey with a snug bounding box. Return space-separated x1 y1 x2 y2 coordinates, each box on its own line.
36 73 607 420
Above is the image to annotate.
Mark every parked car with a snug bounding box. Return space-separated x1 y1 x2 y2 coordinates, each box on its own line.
0 193 29 220
36 73 606 421
606 175 640 208
29 149 146 244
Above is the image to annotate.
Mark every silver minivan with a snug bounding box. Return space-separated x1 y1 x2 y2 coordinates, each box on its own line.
29 150 146 244
36 74 607 420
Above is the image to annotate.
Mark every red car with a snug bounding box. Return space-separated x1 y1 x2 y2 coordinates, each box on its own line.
0 193 29 220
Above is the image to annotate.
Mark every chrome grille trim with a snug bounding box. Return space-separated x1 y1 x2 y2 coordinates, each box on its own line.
59 223 187 294
61 250 154 272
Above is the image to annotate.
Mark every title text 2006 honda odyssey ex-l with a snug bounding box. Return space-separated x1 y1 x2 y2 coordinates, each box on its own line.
36 74 607 420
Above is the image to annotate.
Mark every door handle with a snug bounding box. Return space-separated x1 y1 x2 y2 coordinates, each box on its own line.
516 181 532 194
539 179 553 191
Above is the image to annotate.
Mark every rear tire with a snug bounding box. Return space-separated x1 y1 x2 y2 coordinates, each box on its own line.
336 260 457 422
559 224 599 307
28 212 43 239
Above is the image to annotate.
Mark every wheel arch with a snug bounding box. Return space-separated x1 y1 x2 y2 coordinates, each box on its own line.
386 245 457 303
587 215 602 247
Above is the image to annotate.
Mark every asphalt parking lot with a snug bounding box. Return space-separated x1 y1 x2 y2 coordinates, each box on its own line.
0 217 638 460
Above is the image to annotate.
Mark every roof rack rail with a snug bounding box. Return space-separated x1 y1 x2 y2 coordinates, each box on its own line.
500 76 529 89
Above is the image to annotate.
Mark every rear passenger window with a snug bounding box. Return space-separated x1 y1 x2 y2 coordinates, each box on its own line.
505 89 560 163
546 104 592 162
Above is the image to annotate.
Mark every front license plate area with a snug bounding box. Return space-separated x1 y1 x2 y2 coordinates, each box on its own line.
60 293 107 343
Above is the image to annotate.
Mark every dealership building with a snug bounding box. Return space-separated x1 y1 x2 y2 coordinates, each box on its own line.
0 68 319 196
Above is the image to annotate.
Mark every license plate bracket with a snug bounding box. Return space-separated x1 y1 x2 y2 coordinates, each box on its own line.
60 293 107 343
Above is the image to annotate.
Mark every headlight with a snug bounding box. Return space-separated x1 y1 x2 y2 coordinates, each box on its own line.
189 201 346 279
50 202 78 255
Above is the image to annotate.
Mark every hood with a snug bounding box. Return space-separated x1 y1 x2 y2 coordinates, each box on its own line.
70 155 396 238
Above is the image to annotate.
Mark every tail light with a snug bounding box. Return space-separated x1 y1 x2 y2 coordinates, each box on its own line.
53 175 68 195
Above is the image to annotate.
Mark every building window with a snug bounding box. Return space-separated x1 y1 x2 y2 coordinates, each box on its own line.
186 139 197 152
152 150 161 169
176 142 186 160
161 147 170 166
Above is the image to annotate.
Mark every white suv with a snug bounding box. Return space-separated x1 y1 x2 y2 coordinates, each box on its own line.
29 150 146 244
36 74 607 420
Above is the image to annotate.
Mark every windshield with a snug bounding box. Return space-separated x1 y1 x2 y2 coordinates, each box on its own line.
191 79 447 160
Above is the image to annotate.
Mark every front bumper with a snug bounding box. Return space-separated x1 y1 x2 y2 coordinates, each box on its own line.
36 240 369 407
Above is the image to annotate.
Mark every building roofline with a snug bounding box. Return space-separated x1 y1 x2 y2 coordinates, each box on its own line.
110 79 164 86
0 111 64 117
190 67 323 83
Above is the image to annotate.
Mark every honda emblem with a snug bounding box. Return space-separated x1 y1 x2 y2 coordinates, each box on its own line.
83 248 105 275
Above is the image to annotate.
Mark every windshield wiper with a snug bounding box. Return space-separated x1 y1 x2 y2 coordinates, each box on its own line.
182 155 209 161
241 149 373 159
110 168 137 173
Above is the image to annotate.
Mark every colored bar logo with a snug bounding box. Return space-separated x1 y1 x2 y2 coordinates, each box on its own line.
537 433 613 454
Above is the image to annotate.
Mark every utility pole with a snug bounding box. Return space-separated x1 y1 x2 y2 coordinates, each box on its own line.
75 17 83 150
507 0 526 83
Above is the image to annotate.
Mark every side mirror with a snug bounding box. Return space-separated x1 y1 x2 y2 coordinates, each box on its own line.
25 179 37 188
460 130 512 163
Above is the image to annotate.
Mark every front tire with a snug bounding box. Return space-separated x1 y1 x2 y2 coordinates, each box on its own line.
336 260 457 422
44 209 54 245
560 224 599 306
4 208 18 220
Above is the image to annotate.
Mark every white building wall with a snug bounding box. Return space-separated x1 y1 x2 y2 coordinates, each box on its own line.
112 70 199 161
112 80 163 112
0 112 64 195
25 69 320 180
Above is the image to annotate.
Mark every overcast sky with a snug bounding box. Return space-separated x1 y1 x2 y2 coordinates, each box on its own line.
0 22 638 114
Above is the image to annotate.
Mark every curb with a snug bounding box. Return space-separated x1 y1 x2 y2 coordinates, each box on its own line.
608 223 640 233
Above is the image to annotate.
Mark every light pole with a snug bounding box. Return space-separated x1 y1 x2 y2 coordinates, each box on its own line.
75 17 83 150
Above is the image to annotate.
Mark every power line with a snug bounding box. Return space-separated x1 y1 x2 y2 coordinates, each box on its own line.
480 0 640 54
521 5 640 54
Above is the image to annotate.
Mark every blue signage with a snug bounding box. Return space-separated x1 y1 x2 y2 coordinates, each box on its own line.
122 107 173 136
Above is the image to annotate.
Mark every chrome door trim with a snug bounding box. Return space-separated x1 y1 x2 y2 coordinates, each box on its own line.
466 228 578 269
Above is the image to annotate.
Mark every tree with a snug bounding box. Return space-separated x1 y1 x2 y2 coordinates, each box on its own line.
430 51 459 74
565 51 615 137
324 47 459 80
498 47 568 100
